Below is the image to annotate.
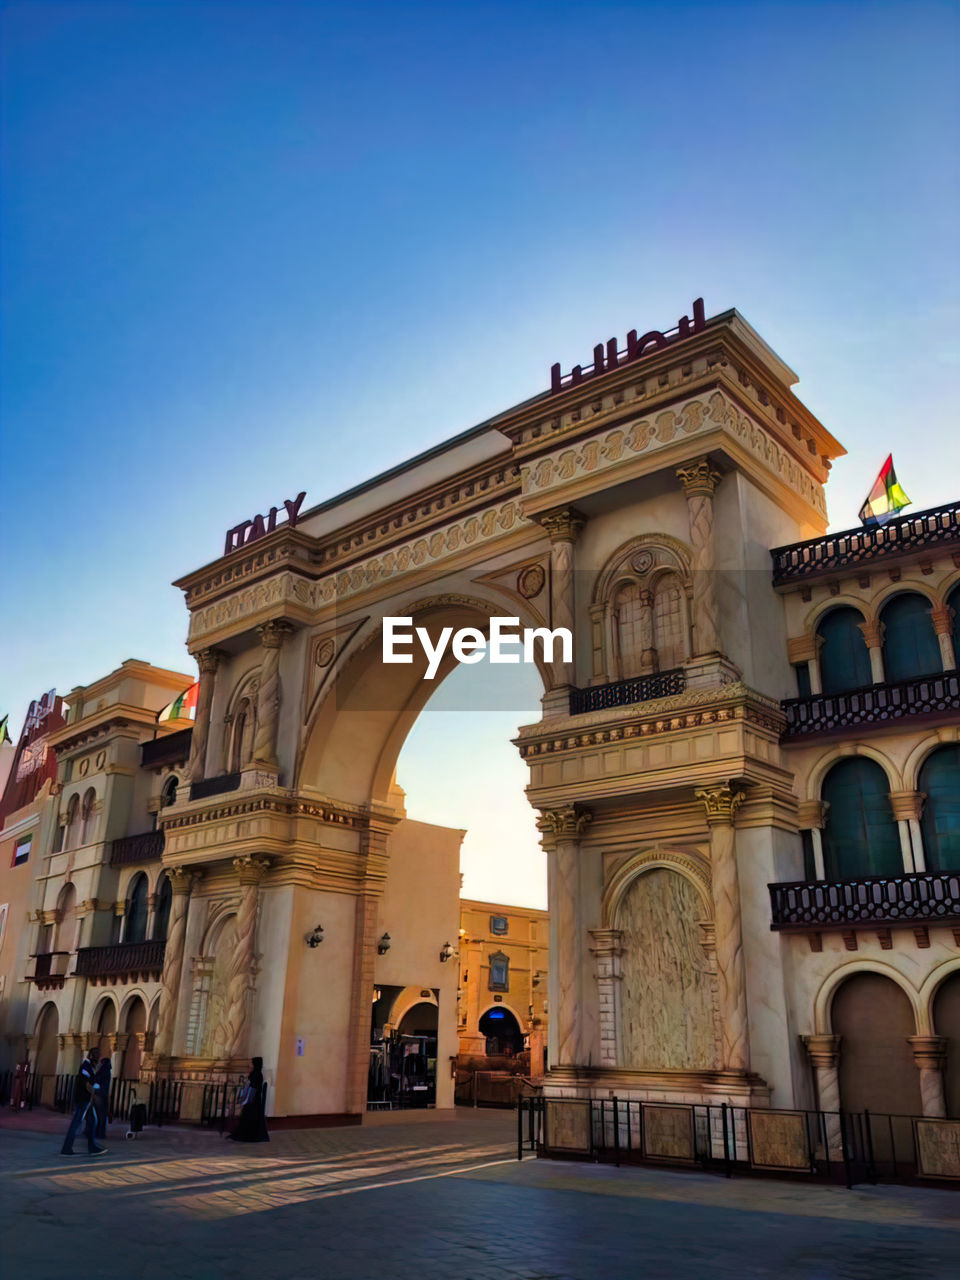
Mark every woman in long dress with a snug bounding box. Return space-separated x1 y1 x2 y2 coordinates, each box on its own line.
228 1057 269 1142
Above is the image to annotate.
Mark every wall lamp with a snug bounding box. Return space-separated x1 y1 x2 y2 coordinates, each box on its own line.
439 941 455 963
377 932 391 955
305 924 324 948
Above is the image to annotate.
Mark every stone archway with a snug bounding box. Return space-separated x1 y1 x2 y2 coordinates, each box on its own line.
34 1003 59 1078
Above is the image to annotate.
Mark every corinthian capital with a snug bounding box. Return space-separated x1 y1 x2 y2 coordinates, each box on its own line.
695 784 745 826
167 864 203 896
537 506 586 544
536 805 591 849
196 647 226 675
258 620 294 650
233 854 271 884
676 457 722 498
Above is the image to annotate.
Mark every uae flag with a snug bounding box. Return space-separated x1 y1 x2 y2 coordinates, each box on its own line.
859 455 911 526
158 682 199 723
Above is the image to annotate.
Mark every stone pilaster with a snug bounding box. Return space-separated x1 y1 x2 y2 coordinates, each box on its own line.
695 784 748 1071
890 790 927 873
154 866 201 1057
797 799 829 880
676 457 722 656
803 1033 842 1152
253 621 294 768
537 805 591 1068
908 1036 947 1118
537 507 585 691
186 648 225 782
345 816 394 1114
589 928 623 1068
857 619 886 684
222 855 271 1058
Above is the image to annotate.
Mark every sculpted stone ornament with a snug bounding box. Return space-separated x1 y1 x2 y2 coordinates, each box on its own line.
676 457 722 656
676 458 723 498
154 865 202 1057
536 805 592 849
694 784 745 825
253 621 293 766
538 507 587 544
187 647 226 783
220 856 271 1058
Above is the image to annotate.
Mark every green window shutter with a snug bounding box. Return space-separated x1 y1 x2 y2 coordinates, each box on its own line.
822 757 902 879
949 585 960 664
919 746 960 872
817 607 872 694
880 593 941 683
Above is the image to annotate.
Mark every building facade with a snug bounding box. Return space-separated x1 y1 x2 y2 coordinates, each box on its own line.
458 897 549 1075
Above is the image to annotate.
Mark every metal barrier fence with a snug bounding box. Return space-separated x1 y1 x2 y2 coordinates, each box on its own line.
517 1095 960 1188
1 1071 248 1131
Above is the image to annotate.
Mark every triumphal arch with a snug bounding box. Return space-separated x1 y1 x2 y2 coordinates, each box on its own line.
152 301 843 1119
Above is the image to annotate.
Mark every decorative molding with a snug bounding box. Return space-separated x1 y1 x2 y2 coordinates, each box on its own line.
536 805 591 849
536 506 586 543
695 785 745 827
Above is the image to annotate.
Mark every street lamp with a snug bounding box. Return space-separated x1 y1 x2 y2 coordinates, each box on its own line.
377 932 391 955
439 941 454 962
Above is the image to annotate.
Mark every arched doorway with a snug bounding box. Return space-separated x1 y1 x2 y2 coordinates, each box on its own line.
93 997 117 1061
933 971 960 1119
832 973 921 1159
120 996 147 1080
479 1007 523 1056
34 1003 59 1077
395 1002 438 1107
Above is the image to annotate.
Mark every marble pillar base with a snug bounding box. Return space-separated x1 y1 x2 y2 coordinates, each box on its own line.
542 1065 772 1109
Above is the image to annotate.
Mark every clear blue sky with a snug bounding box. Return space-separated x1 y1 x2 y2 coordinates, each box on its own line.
3 1 958 905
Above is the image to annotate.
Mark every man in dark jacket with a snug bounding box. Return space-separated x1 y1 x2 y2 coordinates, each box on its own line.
60 1046 106 1156
93 1054 112 1140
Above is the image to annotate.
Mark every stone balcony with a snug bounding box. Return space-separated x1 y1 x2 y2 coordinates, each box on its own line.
769 871 960 936
781 671 960 741
110 830 165 866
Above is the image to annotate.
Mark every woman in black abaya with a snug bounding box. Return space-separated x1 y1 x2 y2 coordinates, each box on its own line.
228 1057 269 1142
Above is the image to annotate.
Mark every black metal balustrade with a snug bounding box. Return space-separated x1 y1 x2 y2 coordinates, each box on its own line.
110 830 165 866
570 668 686 715
781 671 960 740
140 727 192 769
771 500 960 585
190 772 241 801
769 871 960 931
74 940 166 980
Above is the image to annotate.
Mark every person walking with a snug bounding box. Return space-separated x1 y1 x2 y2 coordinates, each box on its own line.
93 1052 112 1141
227 1057 269 1142
60 1046 106 1156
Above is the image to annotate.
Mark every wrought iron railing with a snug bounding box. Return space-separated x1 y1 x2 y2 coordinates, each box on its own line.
771 500 960 585
570 668 686 715
110 830 165 866
781 671 960 739
141 727 192 769
190 772 241 801
74 940 166 980
769 871 960 930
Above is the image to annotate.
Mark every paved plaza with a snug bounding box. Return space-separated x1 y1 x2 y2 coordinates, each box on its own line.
1 1108 958 1279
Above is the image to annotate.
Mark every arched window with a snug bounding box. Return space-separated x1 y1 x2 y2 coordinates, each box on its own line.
161 775 178 809
817 607 872 694
64 794 80 850
880 593 941 683
54 883 77 953
124 873 149 944
153 875 173 940
919 746 960 872
79 788 97 845
230 698 255 773
488 951 510 992
821 757 902 879
651 573 686 671
949 584 960 664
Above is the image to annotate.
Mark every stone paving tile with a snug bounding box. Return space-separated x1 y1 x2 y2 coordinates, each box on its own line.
2 1111 958 1279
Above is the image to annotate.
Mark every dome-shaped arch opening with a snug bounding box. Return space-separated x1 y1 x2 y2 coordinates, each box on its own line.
919 746 960 872
153 873 173 940
123 873 149 944
880 592 941 683
821 757 902 879
816 606 872 695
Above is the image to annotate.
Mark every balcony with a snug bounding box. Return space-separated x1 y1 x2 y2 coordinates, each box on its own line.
769 871 960 932
771 500 960 586
781 671 960 741
74 940 166 983
190 772 241 801
29 952 70 989
141 727 192 770
110 830 165 866
569 668 686 715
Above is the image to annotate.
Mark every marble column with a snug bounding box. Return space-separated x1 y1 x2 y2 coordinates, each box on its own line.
908 1036 947 1118
932 605 957 671
857 619 886 685
695 784 749 1071
890 790 927 873
253 621 294 768
222 855 270 1059
676 457 723 656
537 805 591 1068
187 648 225 783
154 866 201 1057
803 1033 842 1153
796 800 830 880
589 928 623 1068
537 508 586 691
